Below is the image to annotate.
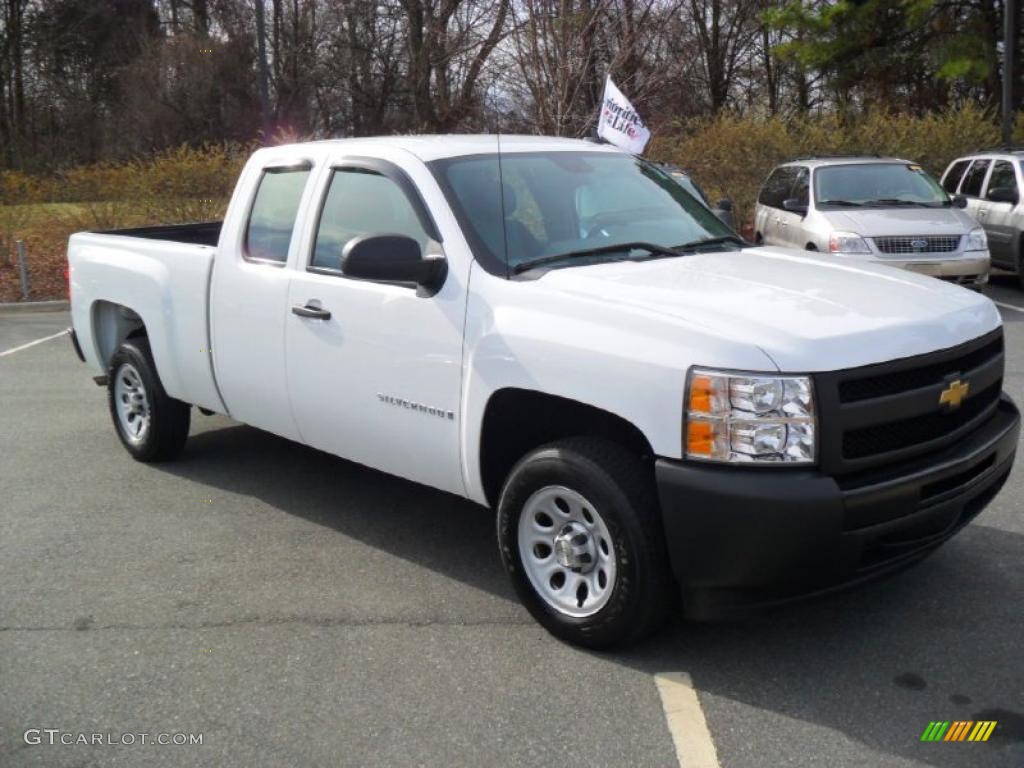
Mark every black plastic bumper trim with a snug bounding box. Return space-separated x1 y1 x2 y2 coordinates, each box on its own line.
655 395 1020 620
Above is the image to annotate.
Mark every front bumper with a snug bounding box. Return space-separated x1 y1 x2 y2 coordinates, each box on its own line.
655 394 1019 620
895 254 990 289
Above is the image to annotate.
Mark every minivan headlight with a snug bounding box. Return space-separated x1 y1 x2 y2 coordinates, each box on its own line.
828 231 871 254
685 369 816 464
965 228 988 252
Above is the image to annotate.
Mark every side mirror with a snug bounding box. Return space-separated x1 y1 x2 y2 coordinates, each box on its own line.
951 194 968 209
986 186 1019 204
716 198 733 212
341 234 447 297
782 197 808 216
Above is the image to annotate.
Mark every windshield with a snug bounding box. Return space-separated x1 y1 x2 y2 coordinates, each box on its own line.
431 152 733 274
814 162 948 207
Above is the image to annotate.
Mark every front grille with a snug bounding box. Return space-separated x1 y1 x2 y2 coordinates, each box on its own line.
816 329 1005 474
873 235 961 254
842 382 1002 459
838 335 1003 402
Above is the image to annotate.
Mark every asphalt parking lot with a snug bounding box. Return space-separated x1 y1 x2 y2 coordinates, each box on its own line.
2 277 1023 768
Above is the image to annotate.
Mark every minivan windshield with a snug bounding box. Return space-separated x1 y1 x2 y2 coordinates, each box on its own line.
432 152 736 274
814 162 949 208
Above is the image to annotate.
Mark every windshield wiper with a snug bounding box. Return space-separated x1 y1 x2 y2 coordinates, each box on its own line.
673 234 747 252
817 199 863 207
862 198 930 207
512 241 680 274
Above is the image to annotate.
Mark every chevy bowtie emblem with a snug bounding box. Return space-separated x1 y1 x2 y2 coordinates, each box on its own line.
939 379 970 409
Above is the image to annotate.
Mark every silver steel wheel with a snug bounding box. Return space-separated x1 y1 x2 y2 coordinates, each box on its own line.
113 362 151 445
517 485 617 618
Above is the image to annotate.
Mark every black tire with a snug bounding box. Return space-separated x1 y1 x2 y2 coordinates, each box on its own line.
497 437 673 649
805 243 817 251
1017 239 1024 291
107 337 190 462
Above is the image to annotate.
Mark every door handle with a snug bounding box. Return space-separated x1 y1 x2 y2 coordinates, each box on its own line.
292 302 331 320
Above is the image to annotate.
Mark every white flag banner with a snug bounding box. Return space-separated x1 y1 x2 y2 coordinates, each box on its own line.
596 76 651 154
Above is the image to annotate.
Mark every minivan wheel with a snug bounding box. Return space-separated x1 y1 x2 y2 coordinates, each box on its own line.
107 337 190 462
497 437 672 649
1018 241 1024 291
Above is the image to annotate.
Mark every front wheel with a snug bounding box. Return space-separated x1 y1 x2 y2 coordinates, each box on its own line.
107 337 190 462
497 438 673 649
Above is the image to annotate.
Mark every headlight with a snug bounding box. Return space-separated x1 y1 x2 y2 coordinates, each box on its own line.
828 231 871 254
685 369 817 464
965 228 988 252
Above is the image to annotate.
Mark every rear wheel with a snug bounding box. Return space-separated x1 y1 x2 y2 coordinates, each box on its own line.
107 337 190 461
497 437 672 649
1017 238 1024 291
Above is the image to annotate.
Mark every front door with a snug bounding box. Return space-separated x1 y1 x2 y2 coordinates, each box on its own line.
284 156 467 496
977 159 1020 267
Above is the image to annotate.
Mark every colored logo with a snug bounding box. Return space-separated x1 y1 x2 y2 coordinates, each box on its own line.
921 721 997 742
939 379 970 409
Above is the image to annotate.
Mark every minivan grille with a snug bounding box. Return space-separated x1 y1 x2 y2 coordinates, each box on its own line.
873 235 961 254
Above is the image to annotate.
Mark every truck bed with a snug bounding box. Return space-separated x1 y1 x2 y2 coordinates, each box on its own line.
96 221 222 248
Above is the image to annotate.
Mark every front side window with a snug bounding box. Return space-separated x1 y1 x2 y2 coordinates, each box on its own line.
814 162 947 207
942 159 970 193
759 167 797 208
433 152 734 273
311 168 430 270
985 160 1018 200
244 167 311 263
960 159 991 198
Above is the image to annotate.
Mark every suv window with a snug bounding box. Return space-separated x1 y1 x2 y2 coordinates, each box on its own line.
985 160 1018 200
244 167 311 263
758 167 797 208
960 159 991 197
942 159 971 193
311 168 430 270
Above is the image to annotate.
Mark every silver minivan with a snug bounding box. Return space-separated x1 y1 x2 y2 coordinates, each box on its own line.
754 156 990 289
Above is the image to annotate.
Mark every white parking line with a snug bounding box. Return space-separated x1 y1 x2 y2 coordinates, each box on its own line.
993 299 1024 314
0 329 68 357
654 672 722 768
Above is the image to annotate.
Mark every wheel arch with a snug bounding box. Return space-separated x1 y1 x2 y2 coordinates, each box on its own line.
477 388 654 509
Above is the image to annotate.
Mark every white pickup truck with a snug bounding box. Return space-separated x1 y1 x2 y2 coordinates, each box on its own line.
68 136 1019 648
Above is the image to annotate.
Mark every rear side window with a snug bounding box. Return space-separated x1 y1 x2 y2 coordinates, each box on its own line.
942 159 970 193
959 159 991 198
311 168 430 270
985 160 1017 198
758 167 796 208
244 168 311 263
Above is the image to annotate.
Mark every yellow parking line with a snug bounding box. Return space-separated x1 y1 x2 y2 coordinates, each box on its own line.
654 672 722 768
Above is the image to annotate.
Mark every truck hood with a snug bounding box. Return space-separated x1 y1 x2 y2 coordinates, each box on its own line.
538 246 1001 372
821 207 977 236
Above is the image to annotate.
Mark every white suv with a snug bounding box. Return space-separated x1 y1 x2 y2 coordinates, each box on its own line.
755 156 990 290
941 149 1024 288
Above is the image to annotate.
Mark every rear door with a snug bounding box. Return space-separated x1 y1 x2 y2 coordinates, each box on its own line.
978 159 1021 266
941 159 971 196
284 152 468 495
210 158 316 440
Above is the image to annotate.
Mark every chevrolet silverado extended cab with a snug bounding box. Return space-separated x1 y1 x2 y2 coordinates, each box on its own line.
68 136 1020 649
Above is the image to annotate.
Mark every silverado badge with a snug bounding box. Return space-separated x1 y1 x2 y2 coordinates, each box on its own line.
939 379 970 410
